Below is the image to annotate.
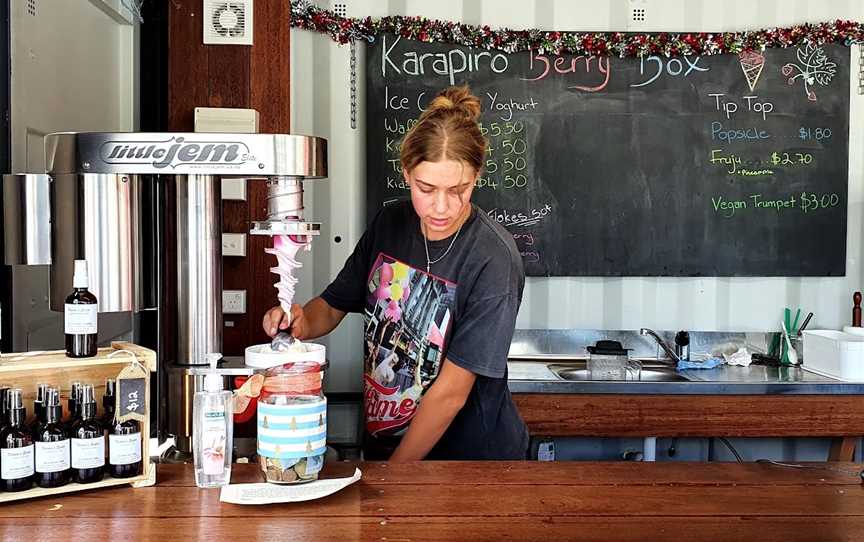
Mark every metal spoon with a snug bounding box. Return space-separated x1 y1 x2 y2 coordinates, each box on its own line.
270 331 296 352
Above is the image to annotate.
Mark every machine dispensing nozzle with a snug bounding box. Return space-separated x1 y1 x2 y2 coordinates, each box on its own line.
250 175 322 350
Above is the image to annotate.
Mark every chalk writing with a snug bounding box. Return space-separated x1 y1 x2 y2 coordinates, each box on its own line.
770 152 813 166
709 149 742 174
381 35 509 85
709 93 774 121
631 55 708 87
712 196 747 218
711 192 840 217
799 127 832 141
384 117 418 135
512 232 535 246
710 121 770 142
486 92 540 121
522 51 610 91
800 192 840 213
487 204 553 228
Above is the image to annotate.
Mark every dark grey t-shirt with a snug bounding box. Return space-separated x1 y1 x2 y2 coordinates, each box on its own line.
321 200 528 460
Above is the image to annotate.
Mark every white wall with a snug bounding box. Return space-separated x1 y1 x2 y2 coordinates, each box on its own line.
11 0 138 170
8 0 139 350
291 0 864 390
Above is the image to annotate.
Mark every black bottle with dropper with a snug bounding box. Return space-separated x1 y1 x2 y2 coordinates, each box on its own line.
0 389 34 492
34 388 70 488
71 384 105 484
104 379 142 478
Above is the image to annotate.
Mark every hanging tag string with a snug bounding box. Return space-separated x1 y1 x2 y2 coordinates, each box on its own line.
108 349 148 374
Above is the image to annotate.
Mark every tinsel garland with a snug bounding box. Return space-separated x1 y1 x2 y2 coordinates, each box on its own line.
289 0 864 58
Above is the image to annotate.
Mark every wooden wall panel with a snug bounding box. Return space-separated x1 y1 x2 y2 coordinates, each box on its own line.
168 0 290 356
250 0 291 133
167 1 208 132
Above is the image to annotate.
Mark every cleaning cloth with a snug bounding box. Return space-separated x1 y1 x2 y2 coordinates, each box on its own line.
676 357 725 370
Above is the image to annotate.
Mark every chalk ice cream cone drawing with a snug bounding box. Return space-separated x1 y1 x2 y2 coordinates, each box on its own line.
738 50 765 92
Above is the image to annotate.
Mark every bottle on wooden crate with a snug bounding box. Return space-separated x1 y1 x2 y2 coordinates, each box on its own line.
34 388 71 488
0 389 34 492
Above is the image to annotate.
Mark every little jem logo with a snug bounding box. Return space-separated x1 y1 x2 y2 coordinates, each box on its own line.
99 136 254 169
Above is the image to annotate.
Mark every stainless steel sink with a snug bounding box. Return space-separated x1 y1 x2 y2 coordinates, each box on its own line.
547 362 689 382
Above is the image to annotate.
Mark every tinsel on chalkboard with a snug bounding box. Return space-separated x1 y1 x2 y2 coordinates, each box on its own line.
289 1 864 58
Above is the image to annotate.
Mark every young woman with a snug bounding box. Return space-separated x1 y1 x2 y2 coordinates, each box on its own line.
263 85 528 461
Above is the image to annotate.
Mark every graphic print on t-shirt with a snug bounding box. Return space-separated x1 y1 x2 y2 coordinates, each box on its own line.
364 253 457 437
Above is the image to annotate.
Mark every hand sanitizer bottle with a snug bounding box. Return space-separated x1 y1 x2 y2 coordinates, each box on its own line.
193 354 233 488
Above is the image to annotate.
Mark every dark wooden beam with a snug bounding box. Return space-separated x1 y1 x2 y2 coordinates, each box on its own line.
514 393 864 438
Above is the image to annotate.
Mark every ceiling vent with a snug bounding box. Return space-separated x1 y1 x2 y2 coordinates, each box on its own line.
203 0 253 45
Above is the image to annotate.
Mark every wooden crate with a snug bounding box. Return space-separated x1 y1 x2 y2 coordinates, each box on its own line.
0 342 157 503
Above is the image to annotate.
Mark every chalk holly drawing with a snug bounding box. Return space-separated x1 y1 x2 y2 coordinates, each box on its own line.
781 43 836 102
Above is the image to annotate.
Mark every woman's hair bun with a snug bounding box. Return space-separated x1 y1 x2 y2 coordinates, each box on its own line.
425 85 482 122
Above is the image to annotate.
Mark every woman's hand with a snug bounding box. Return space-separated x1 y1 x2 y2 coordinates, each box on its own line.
262 304 306 338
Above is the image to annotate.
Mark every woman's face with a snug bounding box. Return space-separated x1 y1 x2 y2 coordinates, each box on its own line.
404 159 477 241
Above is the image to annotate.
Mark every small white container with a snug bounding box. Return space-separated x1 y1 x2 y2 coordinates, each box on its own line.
245 342 326 369
802 330 864 381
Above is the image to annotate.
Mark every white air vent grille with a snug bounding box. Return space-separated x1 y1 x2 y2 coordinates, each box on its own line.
203 0 254 46
27 0 36 16
627 0 648 30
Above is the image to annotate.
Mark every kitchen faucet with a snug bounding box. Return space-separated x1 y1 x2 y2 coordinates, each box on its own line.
639 328 681 365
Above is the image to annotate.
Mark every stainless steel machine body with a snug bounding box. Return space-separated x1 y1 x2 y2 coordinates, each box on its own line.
3 173 51 266
4 132 327 453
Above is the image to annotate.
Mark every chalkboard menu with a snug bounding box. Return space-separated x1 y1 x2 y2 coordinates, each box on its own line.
366 35 850 276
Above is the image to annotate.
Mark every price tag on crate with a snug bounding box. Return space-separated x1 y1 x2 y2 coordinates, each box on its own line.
108 350 148 423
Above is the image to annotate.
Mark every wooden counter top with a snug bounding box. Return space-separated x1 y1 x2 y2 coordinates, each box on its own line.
0 461 862 540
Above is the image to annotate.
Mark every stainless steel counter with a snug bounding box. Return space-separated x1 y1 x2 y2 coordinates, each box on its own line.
506 329 864 395
506 359 864 394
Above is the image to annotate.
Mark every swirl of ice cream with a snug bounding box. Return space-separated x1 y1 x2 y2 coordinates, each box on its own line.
265 234 309 314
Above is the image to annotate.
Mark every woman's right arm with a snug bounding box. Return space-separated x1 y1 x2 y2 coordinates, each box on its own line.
262 297 346 340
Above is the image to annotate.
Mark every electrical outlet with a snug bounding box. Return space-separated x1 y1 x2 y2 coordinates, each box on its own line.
223 290 246 314
222 233 246 257
221 178 247 201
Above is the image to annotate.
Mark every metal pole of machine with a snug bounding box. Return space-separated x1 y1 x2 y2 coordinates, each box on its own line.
170 173 222 453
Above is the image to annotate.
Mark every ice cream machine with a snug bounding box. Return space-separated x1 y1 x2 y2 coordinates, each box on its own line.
3 132 327 453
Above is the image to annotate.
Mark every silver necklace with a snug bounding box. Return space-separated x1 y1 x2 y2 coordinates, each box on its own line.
423 221 464 273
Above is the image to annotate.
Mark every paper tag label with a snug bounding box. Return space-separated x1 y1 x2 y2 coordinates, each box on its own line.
537 441 556 461
114 357 148 423
35 440 71 473
1 445 35 479
202 408 227 475
65 304 97 334
109 433 142 465
72 437 106 469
